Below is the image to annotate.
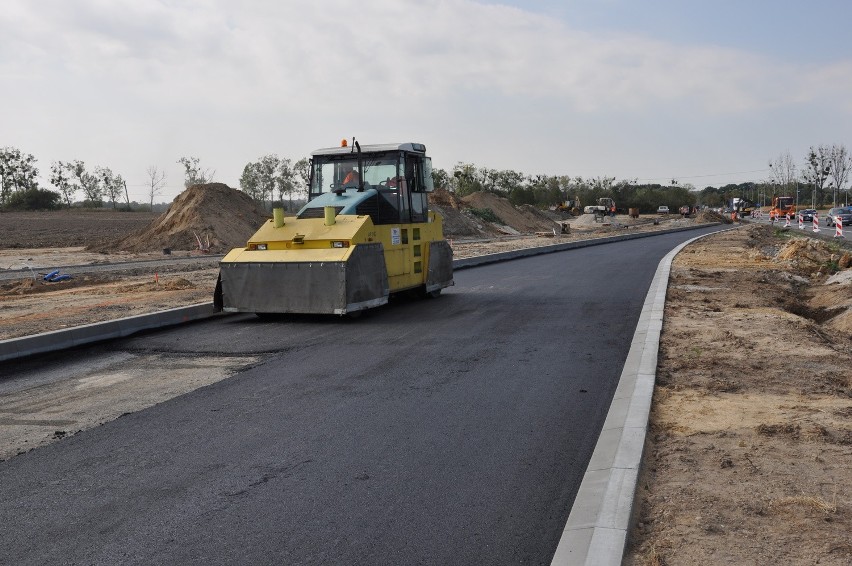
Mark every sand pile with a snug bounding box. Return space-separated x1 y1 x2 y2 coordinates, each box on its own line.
696 209 730 224
429 189 487 238
429 188 463 209
461 192 559 234
776 238 841 274
573 213 612 226
809 271 852 334
89 184 269 253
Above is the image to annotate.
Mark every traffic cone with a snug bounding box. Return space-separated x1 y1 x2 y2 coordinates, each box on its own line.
813 213 820 232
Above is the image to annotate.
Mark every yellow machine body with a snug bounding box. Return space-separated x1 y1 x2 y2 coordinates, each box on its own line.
215 141 454 315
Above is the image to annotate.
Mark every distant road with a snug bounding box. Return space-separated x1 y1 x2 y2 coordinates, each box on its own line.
0 226 724 565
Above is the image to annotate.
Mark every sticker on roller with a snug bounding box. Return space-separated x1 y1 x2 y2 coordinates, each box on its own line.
391 227 401 245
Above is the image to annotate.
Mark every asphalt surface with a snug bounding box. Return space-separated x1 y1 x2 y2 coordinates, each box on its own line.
0 226 724 565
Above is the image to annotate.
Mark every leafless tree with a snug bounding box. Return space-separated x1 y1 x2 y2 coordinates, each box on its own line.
803 145 832 207
146 165 167 209
827 144 851 206
768 150 798 195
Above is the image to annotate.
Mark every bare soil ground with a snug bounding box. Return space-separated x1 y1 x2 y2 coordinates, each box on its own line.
0 209 159 248
625 225 852 565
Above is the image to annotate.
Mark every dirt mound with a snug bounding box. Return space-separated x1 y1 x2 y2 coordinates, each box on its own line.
695 209 729 224
460 192 558 234
429 188 463 209
89 184 269 253
428 189 493 238
4 278 37 294
776 238 838 274
429 203 491 238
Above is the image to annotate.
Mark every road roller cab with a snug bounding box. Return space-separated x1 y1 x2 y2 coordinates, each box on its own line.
214 140 454 316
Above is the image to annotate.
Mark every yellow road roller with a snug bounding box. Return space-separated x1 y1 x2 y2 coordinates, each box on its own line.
214 140 454 316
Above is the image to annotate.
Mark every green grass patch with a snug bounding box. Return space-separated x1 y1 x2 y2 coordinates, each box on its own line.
468 207 503 224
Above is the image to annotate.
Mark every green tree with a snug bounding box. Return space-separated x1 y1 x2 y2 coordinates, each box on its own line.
451 163 482 196
96 166 125 209
0 147 40 205
68 160 103 205
431 167 451 190
276 157 301 211
494 169 526 196
50 161 76 207
293 158 311 203
240 155 276 205
177 156 215 188
240 154 305 211
4 187 60 210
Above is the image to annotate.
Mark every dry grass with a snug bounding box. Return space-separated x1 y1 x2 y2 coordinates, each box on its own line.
642 543 669 566
769 492 838 515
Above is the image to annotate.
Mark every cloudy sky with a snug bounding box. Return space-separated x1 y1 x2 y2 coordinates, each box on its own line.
3 0 852 202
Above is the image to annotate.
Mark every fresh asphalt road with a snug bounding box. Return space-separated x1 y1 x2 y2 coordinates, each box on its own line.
0 225 724 565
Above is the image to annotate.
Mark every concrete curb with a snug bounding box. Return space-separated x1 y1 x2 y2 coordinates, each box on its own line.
0 222 719 366
548 227 736 565
0 303 217 362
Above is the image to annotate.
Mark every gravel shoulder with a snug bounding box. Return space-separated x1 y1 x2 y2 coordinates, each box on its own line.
625 225 852 565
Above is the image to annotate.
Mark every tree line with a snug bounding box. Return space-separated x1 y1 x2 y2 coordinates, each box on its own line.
0 147 219 211
3 143 850 212
239 155 311 211
435 143 851 212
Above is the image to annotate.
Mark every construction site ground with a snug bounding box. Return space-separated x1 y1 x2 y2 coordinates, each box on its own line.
2 191 852 564
626 224 852 565
0 204 701 341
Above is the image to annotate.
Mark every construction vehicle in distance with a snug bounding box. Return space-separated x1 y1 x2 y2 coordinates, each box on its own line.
770 195 796 219
583 197 616 221
555 196 581 216
214 140 454 316
732 197 757 217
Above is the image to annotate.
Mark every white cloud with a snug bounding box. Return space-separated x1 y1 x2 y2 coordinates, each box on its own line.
7 0 844 112
1 0 851 198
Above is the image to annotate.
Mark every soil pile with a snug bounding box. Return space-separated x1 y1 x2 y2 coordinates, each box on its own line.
429 188 463 209
573 213 613 226
429 189 489 238
461 192 559 234
89 184 269 253
695 209 730 224
776 238 846 274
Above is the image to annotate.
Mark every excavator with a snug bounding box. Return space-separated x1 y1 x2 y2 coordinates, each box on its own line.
555 196 581 216
214 140 454 316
